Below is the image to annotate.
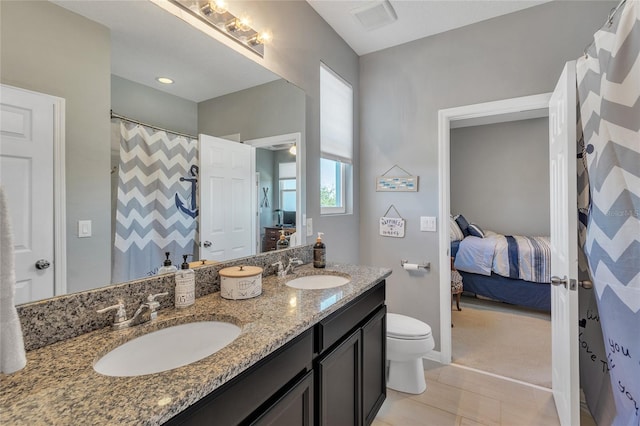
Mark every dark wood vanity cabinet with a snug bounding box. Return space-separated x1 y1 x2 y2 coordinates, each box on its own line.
165 280 386 426
165 329 314 426
361 306 387 426
317 328 362 425
315 283 387 426
250 370 314 426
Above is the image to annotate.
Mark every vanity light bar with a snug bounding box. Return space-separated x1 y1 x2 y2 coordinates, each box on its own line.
171 0 266 57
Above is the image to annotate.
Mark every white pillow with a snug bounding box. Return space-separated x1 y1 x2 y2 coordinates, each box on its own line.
450 216 465 241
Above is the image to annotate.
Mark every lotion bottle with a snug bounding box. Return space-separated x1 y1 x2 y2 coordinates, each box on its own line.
276 229 289 250
157 252 178 275
313 232 326 268
175 254 195 308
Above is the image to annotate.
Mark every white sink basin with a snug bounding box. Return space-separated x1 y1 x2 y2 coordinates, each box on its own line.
93 321 241 377
286 274 350 290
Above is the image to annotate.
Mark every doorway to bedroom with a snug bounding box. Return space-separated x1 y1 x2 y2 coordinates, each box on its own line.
437 93 554 389
449 115 552 388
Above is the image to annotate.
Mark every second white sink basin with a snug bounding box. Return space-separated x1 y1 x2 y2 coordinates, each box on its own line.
94 321 241 377
286 274 350 290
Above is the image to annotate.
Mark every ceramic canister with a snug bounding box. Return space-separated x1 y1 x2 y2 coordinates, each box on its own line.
219 265 263 300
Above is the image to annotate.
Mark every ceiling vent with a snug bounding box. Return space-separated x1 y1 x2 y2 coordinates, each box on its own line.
350 0 397 31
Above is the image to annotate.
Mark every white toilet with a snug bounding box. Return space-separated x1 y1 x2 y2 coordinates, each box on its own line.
386 313 435 394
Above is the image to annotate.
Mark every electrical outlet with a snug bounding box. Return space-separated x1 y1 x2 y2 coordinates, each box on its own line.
420 216 437 232
306 218 313 237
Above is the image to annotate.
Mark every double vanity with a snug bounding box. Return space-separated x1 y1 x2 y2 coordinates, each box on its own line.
0 250 390 425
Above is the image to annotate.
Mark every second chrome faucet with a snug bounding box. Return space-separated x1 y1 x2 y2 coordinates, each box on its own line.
97 292 168 330
272 257 304 278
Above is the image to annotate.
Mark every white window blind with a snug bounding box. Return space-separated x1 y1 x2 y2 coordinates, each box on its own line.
320 63 353 164
279 162 296 179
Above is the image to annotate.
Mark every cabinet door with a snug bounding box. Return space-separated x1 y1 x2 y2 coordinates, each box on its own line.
317 329 362 426
362 306 386 425
251 371 314 426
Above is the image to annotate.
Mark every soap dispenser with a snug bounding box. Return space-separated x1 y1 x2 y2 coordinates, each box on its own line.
313 232 326 268
157 252 178 275
276 229 289 250
175 254 195 308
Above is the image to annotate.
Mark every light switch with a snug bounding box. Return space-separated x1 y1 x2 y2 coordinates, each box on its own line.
306 218 313 237
78 220 92 238
420 216 437 232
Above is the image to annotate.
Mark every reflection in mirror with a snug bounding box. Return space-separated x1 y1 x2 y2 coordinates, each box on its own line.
245 133 303 253
0 0 305 303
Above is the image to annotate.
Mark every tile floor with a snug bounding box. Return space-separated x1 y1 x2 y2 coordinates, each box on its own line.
373 361 597 426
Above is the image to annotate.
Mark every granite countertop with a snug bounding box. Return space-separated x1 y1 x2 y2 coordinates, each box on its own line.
0 263 391 425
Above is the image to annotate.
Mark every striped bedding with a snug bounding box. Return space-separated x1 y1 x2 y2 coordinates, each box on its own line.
492 235 551 284
454 234 551 284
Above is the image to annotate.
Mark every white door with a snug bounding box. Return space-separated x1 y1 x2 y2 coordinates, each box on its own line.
198 134 256 262
548 61 580 426
0 85 55 303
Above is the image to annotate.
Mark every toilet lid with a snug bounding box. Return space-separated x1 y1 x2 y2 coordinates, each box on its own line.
387 313 432 340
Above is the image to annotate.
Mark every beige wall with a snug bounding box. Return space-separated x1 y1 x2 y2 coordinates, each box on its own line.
1 0 111 293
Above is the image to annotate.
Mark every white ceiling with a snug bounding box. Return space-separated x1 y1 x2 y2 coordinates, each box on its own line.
306 0 551 55
52 1 279 103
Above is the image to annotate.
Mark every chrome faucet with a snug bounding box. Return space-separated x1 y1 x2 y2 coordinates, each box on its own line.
272 261 286 278
285 257 304 275
97 292 168 330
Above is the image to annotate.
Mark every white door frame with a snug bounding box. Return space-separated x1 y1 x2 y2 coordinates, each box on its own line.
244 132 306 247
437 93 551 364
1 84 67 298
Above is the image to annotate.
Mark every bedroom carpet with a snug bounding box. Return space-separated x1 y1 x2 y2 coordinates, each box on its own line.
451 296 552 388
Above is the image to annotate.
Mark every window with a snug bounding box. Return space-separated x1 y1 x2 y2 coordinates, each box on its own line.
320 63 353 215
279 162 296 212
320 158 345 213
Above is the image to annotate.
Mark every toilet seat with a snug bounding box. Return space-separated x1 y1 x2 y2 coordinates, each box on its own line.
387 313 432 340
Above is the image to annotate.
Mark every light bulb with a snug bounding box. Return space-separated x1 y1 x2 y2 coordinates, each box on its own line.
237 16 252 32
289 145 297 155
248 31 271 46
211 0 227 14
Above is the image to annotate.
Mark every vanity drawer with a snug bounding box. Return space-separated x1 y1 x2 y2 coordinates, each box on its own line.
166 328 313 425
315 280 385 354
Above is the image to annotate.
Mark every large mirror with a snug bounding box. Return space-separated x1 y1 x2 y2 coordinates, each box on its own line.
0 0 305 303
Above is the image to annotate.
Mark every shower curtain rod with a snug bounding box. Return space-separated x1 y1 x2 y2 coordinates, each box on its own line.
584 0 627 57
110 110 197 140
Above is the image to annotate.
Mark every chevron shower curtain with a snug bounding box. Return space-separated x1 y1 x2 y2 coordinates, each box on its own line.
112 122 198 283
577 2 640 425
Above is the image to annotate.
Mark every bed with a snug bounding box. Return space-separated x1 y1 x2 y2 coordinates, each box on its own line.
450 215 551 312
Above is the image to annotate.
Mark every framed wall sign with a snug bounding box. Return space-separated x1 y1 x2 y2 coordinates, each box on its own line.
376 164 419 192
379 217 405 238
379 205 405 238
376 176 418 192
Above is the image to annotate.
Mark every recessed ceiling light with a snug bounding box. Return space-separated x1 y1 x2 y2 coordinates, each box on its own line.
156 77 174 84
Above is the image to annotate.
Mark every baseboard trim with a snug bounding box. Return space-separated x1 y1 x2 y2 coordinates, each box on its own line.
453 363 552 392
422 351 442 364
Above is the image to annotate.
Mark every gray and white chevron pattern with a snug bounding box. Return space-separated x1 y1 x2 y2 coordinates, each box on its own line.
112 122 198 283
577 2 640 425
